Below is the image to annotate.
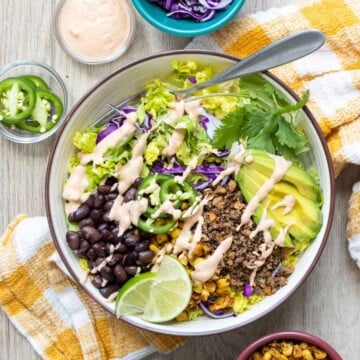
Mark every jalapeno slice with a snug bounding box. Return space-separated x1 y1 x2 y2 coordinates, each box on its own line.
137 216 177 235
0 77 36 125
16 88 63 133
22 75 49 89
137 174 173 217
159 178 198 208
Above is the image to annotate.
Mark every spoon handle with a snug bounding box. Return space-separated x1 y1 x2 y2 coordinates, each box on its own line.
183 30 325 94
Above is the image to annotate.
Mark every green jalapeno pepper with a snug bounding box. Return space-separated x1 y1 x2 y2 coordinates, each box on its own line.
16 88 63 133
22 75 49 89
0 77 36 125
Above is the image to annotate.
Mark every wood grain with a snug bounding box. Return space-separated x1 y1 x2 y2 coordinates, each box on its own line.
1 1 358 359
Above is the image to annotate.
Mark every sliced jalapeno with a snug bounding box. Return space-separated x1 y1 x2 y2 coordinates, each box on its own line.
22 75 49 89
0 77 36 125
16 88 63 133
137 216 177 234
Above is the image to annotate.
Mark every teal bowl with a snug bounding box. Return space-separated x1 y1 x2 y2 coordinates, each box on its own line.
132 0 246 37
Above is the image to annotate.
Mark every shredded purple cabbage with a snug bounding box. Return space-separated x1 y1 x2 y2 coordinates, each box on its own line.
96 105 152 144
188 76 197 84
149 0 232 22
243 283 253 298
199 301 236 319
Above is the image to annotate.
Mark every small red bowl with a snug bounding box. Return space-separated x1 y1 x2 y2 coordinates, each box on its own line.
237 331 342 360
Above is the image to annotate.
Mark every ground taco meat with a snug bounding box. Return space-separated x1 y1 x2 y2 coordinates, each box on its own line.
200 179 294 296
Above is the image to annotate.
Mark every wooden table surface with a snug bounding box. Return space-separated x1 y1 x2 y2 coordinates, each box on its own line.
0 1 359 359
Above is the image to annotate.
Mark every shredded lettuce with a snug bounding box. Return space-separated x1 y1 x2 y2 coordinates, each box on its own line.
233 292 264 313
144 134 168 165
73 127 102 153
85 161 116 191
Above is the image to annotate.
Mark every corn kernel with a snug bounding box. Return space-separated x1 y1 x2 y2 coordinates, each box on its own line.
156 233 169 244
300 342 309 349
281 342 293 356
149 244 159 253
204 282 216 293
175 312 188 322
178 254 188 266
302 349 314 360
200 289 210 301
193 284 203 294
314 349 328 359
165 243 173 253
251 352 263 360
293 345 303 358
170 228 182 239
216 278 229 288
263 352 272 360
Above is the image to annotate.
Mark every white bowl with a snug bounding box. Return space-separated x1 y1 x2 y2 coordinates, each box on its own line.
46 50 335 336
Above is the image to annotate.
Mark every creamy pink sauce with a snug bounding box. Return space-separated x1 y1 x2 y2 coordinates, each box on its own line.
175 157 198 184
173 197 208 255
117 132 148 194
271 194 296 215
164 101 185 125
184 100 205 120
151 198 182 220
212 166 235 187
162 128 185 157
59 0 131 59
80 112 137 165
191 236 233 284
109 195 148 235
239 155 291 228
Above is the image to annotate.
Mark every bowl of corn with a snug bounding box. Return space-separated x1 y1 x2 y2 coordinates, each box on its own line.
236 330 342 360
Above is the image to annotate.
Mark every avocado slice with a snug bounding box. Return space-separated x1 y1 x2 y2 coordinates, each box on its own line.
236 149 323 245
243 149 321 203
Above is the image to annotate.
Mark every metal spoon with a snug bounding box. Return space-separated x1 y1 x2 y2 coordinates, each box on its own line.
176 29 325 96
95 29 325 125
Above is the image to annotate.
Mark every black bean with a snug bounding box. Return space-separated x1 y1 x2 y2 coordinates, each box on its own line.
68 204 90 222
93 194 105 209
100 284 120 298
111 227 123 243
114 265 128 282
107 193 118 201
105 176 118 186
94 257 105 267
124 266 138 276
97 223 109 232
107 253 123 267
85 194 95 208
100 266 114 281
78 240 90 257
79 218 95 229
91 275 104 289
122 252 137 266
90 209 103 223
86 248 97 261
134 240 150 253
103 200 114 211
138 229 152 240
97 184 111 195
124 233 140 247
137 250 155 265
116 243 128 254
66 231 81 250
133 177 143 188
93 242 107 258
123 188 137 202
100 229 113 242
81 226 102 244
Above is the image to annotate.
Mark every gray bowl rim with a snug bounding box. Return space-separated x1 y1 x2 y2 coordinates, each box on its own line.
45 49 336 336
236 330 342 359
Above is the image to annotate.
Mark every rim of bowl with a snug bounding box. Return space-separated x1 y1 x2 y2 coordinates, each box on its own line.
45 49 336 336
53 0 136 65
132 0 246 37
0 60 68 144
236 330 343 360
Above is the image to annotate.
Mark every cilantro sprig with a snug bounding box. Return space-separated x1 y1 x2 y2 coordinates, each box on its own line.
213 91 310 161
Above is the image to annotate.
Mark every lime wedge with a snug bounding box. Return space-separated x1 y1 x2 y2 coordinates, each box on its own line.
115 255 192 323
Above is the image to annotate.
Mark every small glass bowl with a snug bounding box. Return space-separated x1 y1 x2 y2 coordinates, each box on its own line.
53 0 136 65
0 60 68 144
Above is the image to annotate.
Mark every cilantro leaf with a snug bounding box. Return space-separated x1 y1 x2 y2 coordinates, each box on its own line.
213 106 245 149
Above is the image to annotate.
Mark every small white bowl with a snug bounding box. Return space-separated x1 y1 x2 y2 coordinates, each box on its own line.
46 50 335 336
0 60 68 144
53 0 136 65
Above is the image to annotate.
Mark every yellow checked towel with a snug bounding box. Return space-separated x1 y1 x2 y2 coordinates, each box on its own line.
0 215 184 360
189 0 360 267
